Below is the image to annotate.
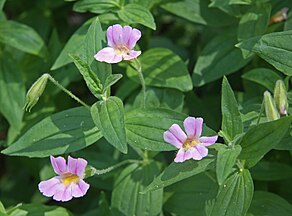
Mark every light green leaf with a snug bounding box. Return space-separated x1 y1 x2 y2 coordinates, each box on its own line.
221 77 243 142
0 52 25 131
70 54 102 98
242 68 282 91
248 191 292 216
208 169 253 216
8 204 70 216
0 0 5 10
0 20 47 58
193 34 250 87
73 0 120 14
91 96 127 153
1 107 102 157
0 201 5 214
143 158 215 193
103 74 123 93
229 0 252 5
111 162 163 216
209 0 245 17
216 145 242 185
236 30 292 76
117 3 156 30
127 48 193 92
239 116 292 168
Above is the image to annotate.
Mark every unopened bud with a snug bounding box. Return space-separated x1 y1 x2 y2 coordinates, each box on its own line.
84 165 96 179
274 80 288 115
24 73 49 112
269 7 289 25
264 91 280 121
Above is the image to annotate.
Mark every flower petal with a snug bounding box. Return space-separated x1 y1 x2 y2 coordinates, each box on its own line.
68 156 87 177
123 50 141 61
163 124 186 148
106 25 115 47
184 148 194 161
169 124 187 143
38 177 61 197
127 28 141 49
50 156 67 175
111 24 123 46
174 148 186 163
163 131 183 148
183 117 203 138
199 135 218 146
53 185 73 202
122 26 133 47
195 144 208 158
72 180 90 198
94 47 122 63
190 147 203 160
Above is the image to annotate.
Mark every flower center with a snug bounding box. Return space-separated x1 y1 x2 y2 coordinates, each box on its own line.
183 138 199 150
115 45 130 55
61 173 80 186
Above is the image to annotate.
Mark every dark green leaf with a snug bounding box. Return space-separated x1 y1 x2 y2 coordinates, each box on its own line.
127 48 193 92
73 0 120 14
239 116 292 168
91 96 127 153
7 204 70 216
117 4 156 30
1 107 102 157
143 158 215 193
0 21 47 58
209 0 246 17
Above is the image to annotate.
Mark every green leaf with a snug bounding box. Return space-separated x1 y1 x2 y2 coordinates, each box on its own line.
216 145 242 185
117 3 156 30
73 0 120 14
193 34 251 87
164 173 218 216
127 48 193 92
237 3 271 41
143 158 215 193
111 162 163 216
248 191 292 216
229 0 252 5
239 116 292 168
0 201 5 214
160 0 235 27
1 107 102 157
284 11 292 31
0 0 5 10
0 21 47 58
70 54 102 98
236 30 292 76
209 0 246 17
242 68 282 91
91 96 127 153
0 52 25 131
103 74 123 94
250 161 292 181
125 108 186 151
208 169 253 216
7 204 70 216
221 77 243 141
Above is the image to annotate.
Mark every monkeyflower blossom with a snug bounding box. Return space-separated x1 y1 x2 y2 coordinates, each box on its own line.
164 117 218 163
39 156 89 202
94 24 141 63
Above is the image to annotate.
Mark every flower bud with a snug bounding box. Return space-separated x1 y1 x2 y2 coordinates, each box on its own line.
264 91 280 121
269 7 289 25
24 73 49 112
274 80 288 115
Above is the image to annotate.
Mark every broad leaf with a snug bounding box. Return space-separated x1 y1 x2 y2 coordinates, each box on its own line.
91 96 127 153
7 204 70 216
143 158 215 193
0 20 47 58
117 4 156 30
239 116 292 168
208 169 253 216
73 0 120 14
111 162 163 216
127 48 193 92
1 107 102 157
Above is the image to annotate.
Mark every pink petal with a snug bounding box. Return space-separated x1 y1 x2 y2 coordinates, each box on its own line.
169 124 187 143
121 26 132 47
184 148 194 161
72 180 90 197
174 148 186 163
123 50 141 61
53 185 73 202
183 117 203 139
111 24 123 46
50 156 67 175
199 135 218 146
190 147 203 160
195 144 208 158
163 124 186 148
67 156 87 177
127 28 141 49
94 47 123 63
38 177 61 197
163 131 183 148
106 26 115 47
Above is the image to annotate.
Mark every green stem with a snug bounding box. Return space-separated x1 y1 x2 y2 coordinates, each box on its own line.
47 75 90 109
256 99 265 126
132 58 146 108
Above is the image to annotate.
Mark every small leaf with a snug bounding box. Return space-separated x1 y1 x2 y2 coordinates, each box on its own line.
1 107 102 157
0 201 5 214
208 169 254 216
73 0 120 14
126 48 193 92
91 96 127 153
117 3 156 30
103 74 123 94
0 21 47 58
143 158 215 193
7 204 70 216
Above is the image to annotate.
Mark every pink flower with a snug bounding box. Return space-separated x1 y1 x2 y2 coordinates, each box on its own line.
38 156 90 202
164 117 218 163
94 24 141 63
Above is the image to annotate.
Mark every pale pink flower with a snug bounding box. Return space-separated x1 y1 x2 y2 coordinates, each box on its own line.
94 24 141 63
38 156 89 202
164 117 218 163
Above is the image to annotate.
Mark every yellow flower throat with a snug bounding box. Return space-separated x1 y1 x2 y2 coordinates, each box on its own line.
183 138 199 150
115 45 130 55
61 173 80 186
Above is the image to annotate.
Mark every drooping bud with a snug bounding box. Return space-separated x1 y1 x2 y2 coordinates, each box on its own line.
264 91 280 121
269 7 289 25
24 73 49 112
274 80 288 115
